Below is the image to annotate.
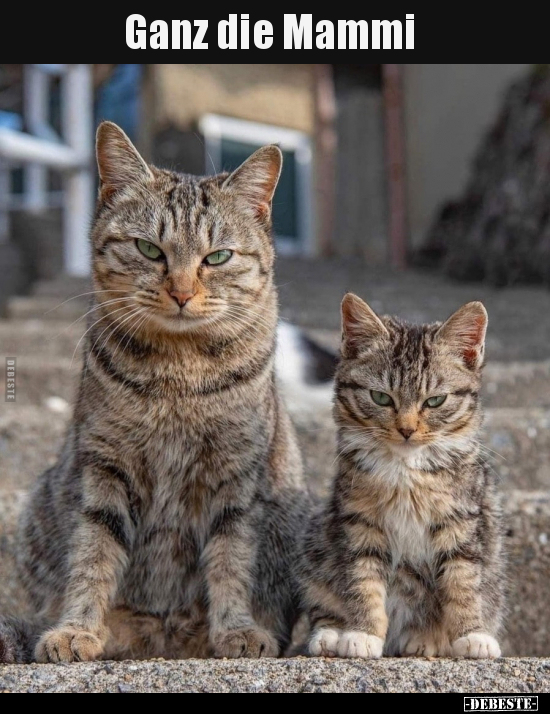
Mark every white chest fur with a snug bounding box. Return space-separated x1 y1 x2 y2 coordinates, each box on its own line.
352 443 435 567
382 500 433 566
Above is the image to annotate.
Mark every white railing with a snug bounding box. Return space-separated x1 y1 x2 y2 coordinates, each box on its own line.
0 64 93 276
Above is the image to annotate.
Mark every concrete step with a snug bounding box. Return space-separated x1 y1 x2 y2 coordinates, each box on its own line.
277 257 550 363
307 328 550 409
1 397 550 493
484 409 550 490
0 490 549 659
7 296 90 322
506 491 550 658
6 276 100 321
0 319 86 361
484 361 550 409
2 320 550 410
15 262 550 364
0 657 549 693
0 356 80 407
0 406 71 494
31 276 90 298
0 491 30 617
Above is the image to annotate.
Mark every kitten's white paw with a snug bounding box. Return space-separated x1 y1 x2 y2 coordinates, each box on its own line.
403 633 440 658
336 631 385 659
309 628 341 657
452 633 501 659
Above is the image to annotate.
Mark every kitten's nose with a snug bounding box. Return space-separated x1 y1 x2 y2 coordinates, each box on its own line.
169 290 196 308
399 428 415 441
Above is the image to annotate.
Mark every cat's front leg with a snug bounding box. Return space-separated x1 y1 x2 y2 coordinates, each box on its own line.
204 502 278 659
334 561 389 659
332 520 391 659
437 549 501 660
307 554 390 659
35 460 135 663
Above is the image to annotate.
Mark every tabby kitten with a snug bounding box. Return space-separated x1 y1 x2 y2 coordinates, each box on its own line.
301 295 504 659
0 122 307 663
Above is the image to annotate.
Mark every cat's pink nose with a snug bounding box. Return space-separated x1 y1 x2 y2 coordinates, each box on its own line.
169 290 195 308
399 428 415 441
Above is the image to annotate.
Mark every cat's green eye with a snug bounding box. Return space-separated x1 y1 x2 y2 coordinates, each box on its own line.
425 395 448 409
371 391 394 408
136 239 163 261
204 250 233 266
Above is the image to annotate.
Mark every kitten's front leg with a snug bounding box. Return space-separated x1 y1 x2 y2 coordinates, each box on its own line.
204 502 278 659
35 460 134 663
437 544 501 659
308 551 390 659
336 552 389 659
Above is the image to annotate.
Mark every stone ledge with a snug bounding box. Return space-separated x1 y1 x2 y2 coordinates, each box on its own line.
0 658 548 693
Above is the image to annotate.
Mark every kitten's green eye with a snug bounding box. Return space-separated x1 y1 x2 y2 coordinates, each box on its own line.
136 239 163 261
425 395 448 409
204 250 233 266
371 391 394 408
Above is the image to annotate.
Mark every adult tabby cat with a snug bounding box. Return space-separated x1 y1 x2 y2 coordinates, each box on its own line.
301 295 504 659
0 122 307 663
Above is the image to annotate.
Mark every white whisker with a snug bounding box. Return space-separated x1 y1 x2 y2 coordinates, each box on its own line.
73 305 140 371
43 289 130 315
48 297 136 342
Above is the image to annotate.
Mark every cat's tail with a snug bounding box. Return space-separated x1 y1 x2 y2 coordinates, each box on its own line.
0 615 45 663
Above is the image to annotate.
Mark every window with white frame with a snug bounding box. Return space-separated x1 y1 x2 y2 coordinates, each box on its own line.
200 115 312 255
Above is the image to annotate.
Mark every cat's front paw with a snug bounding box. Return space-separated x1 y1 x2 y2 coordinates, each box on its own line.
452 633 501 659
213 627 279 659
336 631 384 659
309 628 384 659
35 626 104 663
309 627 341 657
403 632 440 658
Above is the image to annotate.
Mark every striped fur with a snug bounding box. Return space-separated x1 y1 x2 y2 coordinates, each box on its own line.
301 295 505 659
1 122 308 663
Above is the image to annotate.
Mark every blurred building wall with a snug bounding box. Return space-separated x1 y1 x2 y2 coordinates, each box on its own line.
403 63 530 249
333 64 387 263
144 64 315 135
141 63 388 262
141 64 535 262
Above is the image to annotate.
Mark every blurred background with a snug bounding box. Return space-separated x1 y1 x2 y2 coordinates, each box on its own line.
2 64 550 344
1 65 550 655
2 65 550 308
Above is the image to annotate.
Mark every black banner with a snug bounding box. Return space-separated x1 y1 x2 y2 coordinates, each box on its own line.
2 9 544 59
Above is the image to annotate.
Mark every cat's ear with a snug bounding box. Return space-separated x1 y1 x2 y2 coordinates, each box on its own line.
222 145 282 223
96 121 153 201
341 293 389 358
436 302 488 370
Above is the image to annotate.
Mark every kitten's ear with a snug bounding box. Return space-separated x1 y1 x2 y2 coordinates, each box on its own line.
436 302 488 370
96 121 153 201
341 293 389 358
222 145 282 223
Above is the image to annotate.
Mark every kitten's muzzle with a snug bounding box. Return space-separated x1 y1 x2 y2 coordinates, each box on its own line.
398 428 415 441
168 289 196 309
